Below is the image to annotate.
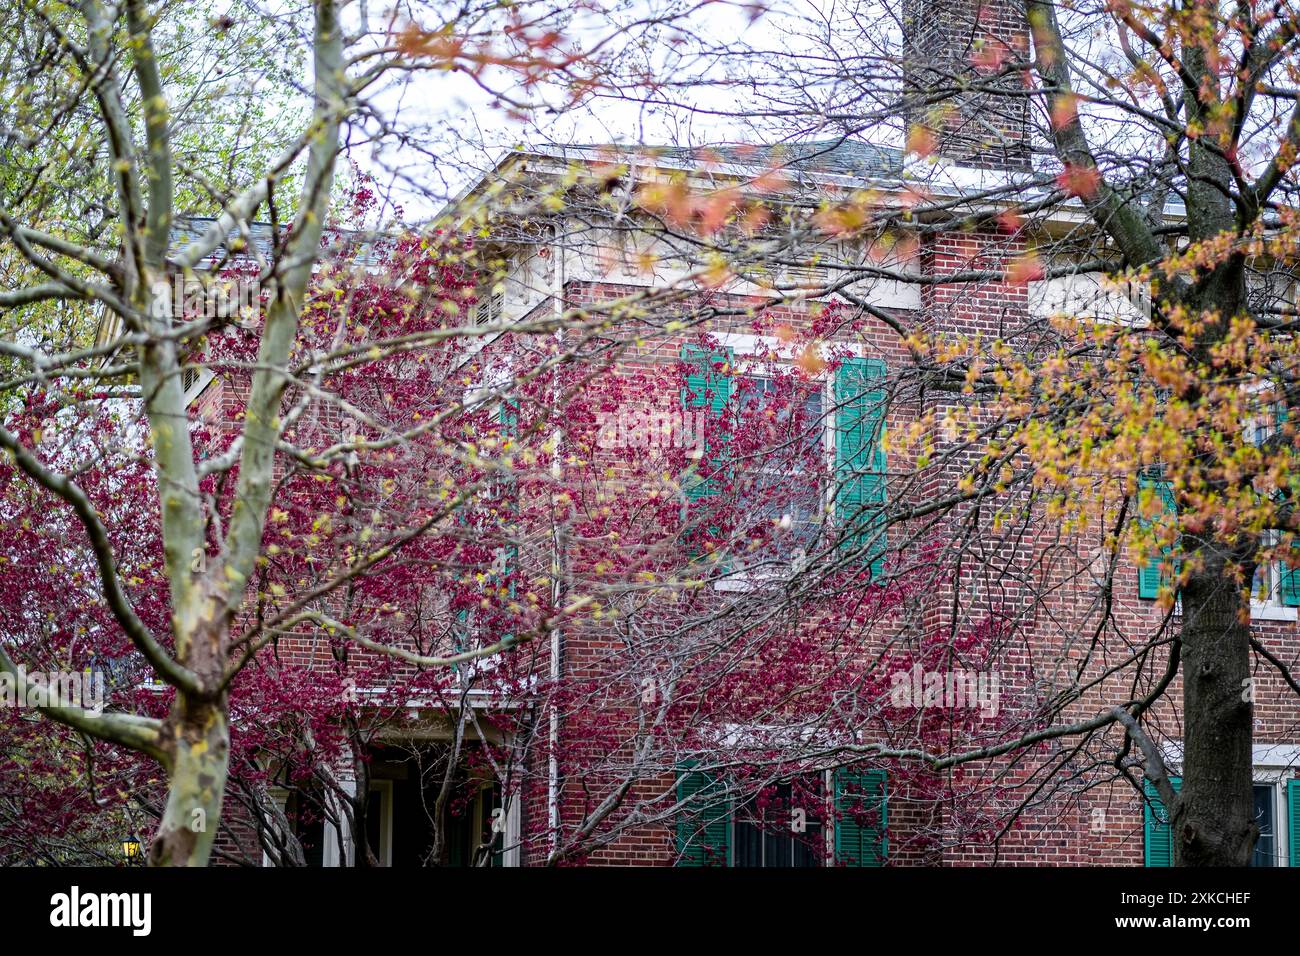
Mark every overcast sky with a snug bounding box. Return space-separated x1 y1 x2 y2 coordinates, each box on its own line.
354 0 832 220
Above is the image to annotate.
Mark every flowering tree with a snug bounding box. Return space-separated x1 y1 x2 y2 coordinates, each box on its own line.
0 0 751 866
407 0 1300 866
7 0 1300 872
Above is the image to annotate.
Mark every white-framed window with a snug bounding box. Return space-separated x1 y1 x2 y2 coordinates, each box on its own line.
691 333 885 590
1250 777 1286 867
731 362 829 562
1251 533 1298 621
1252 744 1300 867
711 340 835 589
1244 400 1299 620
674 754 887 867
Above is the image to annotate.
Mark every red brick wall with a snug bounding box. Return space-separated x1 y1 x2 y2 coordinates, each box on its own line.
525 238 1300 866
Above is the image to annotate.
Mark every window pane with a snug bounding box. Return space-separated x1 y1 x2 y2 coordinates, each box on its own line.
1250 784 1275 867
765 826 792 867
791 834 821 868
733 817 763 867
736 373 826 565
1252 562 1272 602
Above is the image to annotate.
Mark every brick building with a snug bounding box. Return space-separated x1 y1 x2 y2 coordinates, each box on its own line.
202 0 1300 867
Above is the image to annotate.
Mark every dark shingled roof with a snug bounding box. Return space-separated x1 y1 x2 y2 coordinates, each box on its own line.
169 218 279 264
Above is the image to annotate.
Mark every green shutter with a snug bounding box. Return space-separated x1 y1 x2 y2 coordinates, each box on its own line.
675 763 730 866
680 343 733 501
680 345 733 565
1280 547 1300 606
1143 776 1181 867
1288 779 1300 867
835 358 887 578
488 543 517 644
833 766 887 866
498 396 519 436
1137 472 1176 600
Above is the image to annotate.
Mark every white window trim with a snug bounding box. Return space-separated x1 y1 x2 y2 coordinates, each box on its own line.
1173 590 1297 622
711 349 833 591
1250 600 1297 622
1250 531 1298 621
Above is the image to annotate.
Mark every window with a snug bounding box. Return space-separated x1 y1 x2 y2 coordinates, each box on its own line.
732 370 827 568
674 762 887 867
1251 783 1277 867
1146 761 1299 867
681 336 887 585
1246 532 1300 620
179 364 214 407
1239 391 1300 616
733 779 826 868
472 290 504 326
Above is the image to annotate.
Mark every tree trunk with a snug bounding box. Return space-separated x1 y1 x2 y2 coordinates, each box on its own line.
148 692 230 866
1174 545 1257 865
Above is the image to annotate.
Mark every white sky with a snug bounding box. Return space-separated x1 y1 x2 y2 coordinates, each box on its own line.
352 0 821 220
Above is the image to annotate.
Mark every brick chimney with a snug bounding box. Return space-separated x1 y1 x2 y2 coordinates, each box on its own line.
901 0 1030 170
